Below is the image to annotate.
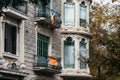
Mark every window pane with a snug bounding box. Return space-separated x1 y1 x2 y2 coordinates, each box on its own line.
64 45 74 68
79 38 88 69
80 6 86 20
37 33 49 67
80 6 87 27
80 61 86 69
64 37 75 68
64 3 75 26
4 24 16 54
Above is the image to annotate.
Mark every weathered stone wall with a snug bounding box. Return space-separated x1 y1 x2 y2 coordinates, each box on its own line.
51 29 61 58
24 1 62 80
24 3 36 74
52 0 61 13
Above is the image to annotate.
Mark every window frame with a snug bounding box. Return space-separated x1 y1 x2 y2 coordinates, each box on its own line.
4 23 17 55
79 38 88 69
64 2 75 26
79 2 87 27
37 33 49 57
64 37 75 68
37 33 49 66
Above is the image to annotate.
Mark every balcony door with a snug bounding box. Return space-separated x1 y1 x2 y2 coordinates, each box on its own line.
37 33 49 67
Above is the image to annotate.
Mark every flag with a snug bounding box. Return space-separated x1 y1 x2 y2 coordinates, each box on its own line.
51 9 56 24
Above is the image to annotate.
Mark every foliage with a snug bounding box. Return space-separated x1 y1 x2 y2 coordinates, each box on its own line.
0 0 25 8
0 0 25 16
89 1 120 80
29 0 50 5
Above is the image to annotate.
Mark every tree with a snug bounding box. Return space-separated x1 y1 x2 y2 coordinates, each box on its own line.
29 0 50 5
89 1 120 80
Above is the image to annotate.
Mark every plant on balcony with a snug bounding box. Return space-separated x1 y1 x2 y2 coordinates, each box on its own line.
29 0 50 5
29 0 50 17
0 0 51 16
0 0 25 16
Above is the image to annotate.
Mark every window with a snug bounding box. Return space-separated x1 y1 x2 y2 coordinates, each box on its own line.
37 33 49 66
64 37 75 68
4 24 17 54
79 38 88 69
80 1 87 27
64 3 75 26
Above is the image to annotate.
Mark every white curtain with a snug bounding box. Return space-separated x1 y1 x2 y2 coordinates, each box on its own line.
79 41 88 69
80 6 86 20
64 3 75 26
80 46 88 58
64 45 74 68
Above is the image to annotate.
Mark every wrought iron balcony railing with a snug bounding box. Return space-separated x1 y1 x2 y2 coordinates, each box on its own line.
1 0 28 20
36 6 51 19
35 5 62 28
1 0 27 14
33 55 62 74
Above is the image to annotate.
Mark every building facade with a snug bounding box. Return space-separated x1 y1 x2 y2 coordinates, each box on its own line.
0 0 92 80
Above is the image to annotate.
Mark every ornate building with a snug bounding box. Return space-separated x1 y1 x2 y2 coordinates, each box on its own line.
59 0 92 80
0 0 92 80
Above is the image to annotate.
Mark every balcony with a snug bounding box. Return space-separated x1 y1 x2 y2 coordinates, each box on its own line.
33 56 62 74
35 5 62 29
2 0 28 20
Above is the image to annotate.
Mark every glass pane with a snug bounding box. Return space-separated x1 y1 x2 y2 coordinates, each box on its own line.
64 45 74 68
64 3 75 26
37 33 49 67
79 38 88 69
80 6 86 20
80 39 88 58
80 61 86 69
64 37 75 68
4 24 16 54
80 45 87 58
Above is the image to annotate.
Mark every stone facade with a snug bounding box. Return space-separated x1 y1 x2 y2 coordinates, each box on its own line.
0 0 92 80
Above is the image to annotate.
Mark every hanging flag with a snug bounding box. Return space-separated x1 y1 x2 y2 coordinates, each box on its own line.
51 9 56 24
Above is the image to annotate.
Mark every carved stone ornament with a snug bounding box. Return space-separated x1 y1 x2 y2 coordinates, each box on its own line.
0 57 5 65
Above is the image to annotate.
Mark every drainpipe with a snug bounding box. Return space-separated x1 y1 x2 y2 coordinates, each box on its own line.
25 0 28 14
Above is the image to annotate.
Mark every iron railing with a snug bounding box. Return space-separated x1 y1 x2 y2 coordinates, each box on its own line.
36 5 51 19
34 55 62 71
35 5 62 26
0 0 27 14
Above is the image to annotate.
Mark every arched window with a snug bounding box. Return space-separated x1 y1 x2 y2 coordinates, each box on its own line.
79 1 87 27
79 38 88 69
64 37 75 68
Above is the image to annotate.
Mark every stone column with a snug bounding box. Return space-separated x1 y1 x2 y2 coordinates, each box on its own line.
0 17 4 57
75 37 80 70
18 20 25 64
